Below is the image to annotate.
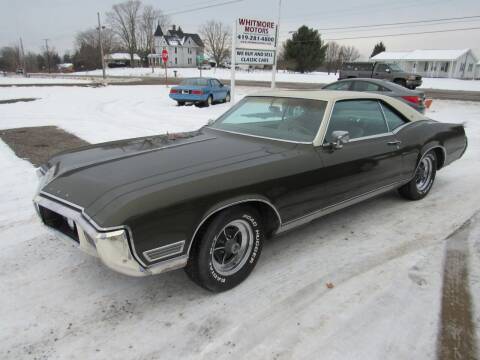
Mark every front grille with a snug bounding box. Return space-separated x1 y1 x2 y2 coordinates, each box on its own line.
39 206 79 242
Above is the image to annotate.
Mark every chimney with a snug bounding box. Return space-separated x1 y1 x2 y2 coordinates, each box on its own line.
172 25 176 31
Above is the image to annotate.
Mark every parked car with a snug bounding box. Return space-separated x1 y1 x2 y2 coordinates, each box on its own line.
34 90 467 292
339 62 422 89
169 77 230 106
198 63 212 70
16 68 24 75
323 78 428 113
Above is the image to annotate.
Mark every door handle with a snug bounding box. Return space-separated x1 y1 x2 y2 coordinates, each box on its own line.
387 140 402 146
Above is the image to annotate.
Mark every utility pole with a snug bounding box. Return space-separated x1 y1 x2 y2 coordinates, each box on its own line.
271 0 282 89
43 38 51 73
97 12 106 80
19 37 27 77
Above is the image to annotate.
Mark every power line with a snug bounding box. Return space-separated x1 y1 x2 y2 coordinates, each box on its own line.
164 0 243 16
320 18 480 34
316 15 480 31
323 26 480 41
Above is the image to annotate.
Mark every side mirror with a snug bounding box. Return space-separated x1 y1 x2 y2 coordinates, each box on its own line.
330 130 350 150
219 83 224 87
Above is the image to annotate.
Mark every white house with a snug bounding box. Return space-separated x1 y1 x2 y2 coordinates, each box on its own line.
371 49 478 79
148 25 204 68
476 61 480 79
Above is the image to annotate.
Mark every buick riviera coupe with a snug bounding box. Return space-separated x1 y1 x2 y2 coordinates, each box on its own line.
34 90 467 292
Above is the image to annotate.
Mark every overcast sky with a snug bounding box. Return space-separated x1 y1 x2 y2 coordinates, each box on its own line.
1 0 479 59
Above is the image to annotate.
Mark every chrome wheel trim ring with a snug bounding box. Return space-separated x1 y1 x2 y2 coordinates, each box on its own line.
211 219 254 276
226 93 231 102
208 96 212 105
415 155 434 192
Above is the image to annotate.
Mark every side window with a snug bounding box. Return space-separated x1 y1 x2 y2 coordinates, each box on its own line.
352 81 383 92
380 102 408 131
325 81 352 90
324 100 388 142
376 64 388 72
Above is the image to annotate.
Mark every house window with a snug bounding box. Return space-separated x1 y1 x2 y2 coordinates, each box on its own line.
424 62 429 71
441 62 449 72
175 58 177 65
174 47 177 54
468 63 473 72
460 63 465 71
188 58 192 64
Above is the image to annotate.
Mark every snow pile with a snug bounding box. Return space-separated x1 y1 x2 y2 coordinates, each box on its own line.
0 76 92 85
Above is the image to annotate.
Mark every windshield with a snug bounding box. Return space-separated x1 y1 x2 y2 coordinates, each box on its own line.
209 96 327 142
389 63 403 72
180 78 209 86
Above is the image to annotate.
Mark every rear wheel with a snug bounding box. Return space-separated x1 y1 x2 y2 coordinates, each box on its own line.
399 151 437 200
205 95 213 107
185 206 265 292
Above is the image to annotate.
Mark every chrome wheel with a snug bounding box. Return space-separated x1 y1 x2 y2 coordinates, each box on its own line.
207 96 213 106
211 219 254 276
415 155 434 192
225 93 231 102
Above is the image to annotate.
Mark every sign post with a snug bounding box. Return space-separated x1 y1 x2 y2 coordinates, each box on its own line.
231 18 278 102
271 0 282 89
162 49 169 87
230 21 237 103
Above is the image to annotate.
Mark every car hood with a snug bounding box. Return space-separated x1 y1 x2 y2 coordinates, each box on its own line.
40 128 293 221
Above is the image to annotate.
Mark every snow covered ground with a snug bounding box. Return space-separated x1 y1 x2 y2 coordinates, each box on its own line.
0 75 93 85
0 85 479 359
71 67 480 91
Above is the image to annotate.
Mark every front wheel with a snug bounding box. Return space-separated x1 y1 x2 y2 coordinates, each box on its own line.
399 151 437 200
224 92 231 103
185 206 265 292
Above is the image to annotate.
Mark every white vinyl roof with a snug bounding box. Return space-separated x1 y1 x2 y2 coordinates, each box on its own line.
105 53 141 61
372 49 473 61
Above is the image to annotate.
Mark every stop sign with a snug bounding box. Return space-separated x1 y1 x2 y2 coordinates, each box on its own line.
161 49 168 63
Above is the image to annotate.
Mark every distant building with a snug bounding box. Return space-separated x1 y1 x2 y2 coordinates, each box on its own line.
371 49 478 79
476 61 480 80
104 53 141 67
148 25 204 68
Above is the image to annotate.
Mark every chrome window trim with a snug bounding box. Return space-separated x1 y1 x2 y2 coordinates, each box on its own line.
348 132 393 143
208 127 313 145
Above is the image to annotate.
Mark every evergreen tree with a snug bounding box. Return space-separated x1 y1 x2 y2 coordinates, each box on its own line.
283 25 327 73
370 42 386 58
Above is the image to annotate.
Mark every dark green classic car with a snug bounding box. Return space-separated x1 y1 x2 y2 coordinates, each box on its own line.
34 90 467 292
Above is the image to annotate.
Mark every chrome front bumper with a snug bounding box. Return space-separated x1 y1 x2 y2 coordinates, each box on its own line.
34 194 187 277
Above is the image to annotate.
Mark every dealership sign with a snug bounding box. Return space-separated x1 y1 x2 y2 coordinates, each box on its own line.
236 18 277 50
235 49 275 65
230 17 280 101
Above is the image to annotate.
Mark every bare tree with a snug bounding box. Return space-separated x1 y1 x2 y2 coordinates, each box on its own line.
339 45 361 63
107 0 142 65
199 20 231 65
138 5 169 64
325 41 340 74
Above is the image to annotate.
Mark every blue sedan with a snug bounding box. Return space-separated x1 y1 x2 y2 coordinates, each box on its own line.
169 77 231 107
